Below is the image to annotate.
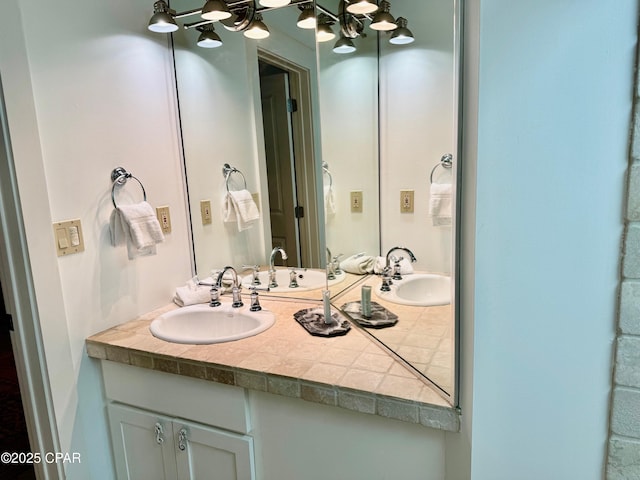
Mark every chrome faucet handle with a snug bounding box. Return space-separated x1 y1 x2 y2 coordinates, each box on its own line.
380 268 393 292
268 269 278 288
242 265 262 286
289 269 299 288
209 286 222 307
327 262 336 280
331 254 344 275
249 288 262 311
231 286 243 308
392 256 405 280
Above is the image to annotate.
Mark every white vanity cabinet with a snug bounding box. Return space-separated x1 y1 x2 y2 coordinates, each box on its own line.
102 362 255 480
108 403 254 480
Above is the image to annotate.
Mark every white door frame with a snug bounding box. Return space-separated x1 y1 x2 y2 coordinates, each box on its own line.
0 76 62 479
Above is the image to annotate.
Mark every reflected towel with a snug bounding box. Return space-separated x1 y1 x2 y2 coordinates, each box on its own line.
429 183 452 226
110 201 164 259
223 189 260 232
340 253 375 275
324 185 336 217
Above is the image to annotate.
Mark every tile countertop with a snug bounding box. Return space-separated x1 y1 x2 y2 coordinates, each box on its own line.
86 294 460 432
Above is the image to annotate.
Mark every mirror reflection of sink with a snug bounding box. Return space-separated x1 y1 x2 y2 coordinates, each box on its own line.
375 273 451 307
150 304 275 344
241 268 345 293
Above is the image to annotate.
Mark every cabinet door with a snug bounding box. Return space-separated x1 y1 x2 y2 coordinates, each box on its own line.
174 420 255 480
108 403 179 480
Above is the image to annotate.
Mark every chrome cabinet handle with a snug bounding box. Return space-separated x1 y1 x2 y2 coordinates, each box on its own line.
178 428 188 451
154 423 164 445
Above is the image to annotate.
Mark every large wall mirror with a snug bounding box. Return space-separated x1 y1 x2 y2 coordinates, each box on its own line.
168 0 461 403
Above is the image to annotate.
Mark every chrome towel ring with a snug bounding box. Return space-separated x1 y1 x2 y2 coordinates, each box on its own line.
222 163 247 192
111 167 147 208
429 154 453 184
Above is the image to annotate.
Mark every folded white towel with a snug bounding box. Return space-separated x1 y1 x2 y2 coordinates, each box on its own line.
373 256 415 275
429 183 452 226
324 185 336 217
223 189 260 232
110 201 164 259
340 253 375 275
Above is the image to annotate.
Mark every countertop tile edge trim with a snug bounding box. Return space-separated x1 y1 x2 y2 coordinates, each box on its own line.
86 340 460 432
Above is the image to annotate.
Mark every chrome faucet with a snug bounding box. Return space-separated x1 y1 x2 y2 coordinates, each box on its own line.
380 246 417 291
213 266 243 308
269 247 288 288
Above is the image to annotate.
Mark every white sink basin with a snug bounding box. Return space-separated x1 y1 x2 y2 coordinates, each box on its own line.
241 268 345 293
374 273 451 307
150 304 275 344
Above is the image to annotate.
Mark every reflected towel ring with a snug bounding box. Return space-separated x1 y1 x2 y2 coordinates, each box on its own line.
322 161 333 188
222 163 247 192
111 167 147 208
429 154 453 184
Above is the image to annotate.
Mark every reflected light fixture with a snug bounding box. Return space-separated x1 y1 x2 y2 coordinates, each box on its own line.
333 35 356 54
201 0 232 21
197 24 223 48
297 4 316 29
345 0 378 15
259 0 291 7
316 17 336 42
148 0 178 33
389 17 414 44
244 13 270 39
370 1 397 31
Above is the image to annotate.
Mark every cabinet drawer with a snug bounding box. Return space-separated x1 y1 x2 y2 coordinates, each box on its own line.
102 361 250 434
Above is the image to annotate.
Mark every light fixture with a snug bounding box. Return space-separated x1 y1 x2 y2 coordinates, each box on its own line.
370 1 397 31
197 24 223 48
296 4 316 30
316 16 335 42
244 13 270 39
201 0 232 21
148 0 178 33
389 17 414 44
333 35 356 54
345 0 378 15
259 0 291 7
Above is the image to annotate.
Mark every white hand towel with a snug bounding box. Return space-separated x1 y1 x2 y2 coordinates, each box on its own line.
173 276 213 307
324 185 336 217
110 201 164 259
340 253 375 275
373 256 415 275
223 189 260 232
429 183 452 226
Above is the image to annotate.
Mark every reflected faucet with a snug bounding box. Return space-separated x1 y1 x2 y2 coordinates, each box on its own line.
326 247 335 280
212 266 243 308
269 247 288 288
381 246 417 291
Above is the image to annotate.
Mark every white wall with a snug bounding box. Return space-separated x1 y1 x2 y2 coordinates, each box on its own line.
1 0 193 477
458 1 637 479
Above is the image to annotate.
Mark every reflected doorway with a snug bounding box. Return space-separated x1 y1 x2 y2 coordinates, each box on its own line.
258 51 321 269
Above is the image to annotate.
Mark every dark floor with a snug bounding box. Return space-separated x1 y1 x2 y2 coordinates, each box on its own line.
0 317 35 479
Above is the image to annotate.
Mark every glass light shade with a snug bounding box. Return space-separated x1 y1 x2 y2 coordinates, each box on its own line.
259 0 291 7
389 18 414 44
333 36 356 54
316 23 336 42
201 0 232 21
244 16 270 39
148 12 179 32
345 0 378 14
197 28 223 48
297 6 317 29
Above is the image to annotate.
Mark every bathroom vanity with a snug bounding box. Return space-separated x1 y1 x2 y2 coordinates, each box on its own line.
87 293 458 480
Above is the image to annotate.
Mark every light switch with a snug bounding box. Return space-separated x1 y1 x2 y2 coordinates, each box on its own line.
200 200 212 225
156 206 171 234
350 191 363 213
53 219 84 256
400 190 414 213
